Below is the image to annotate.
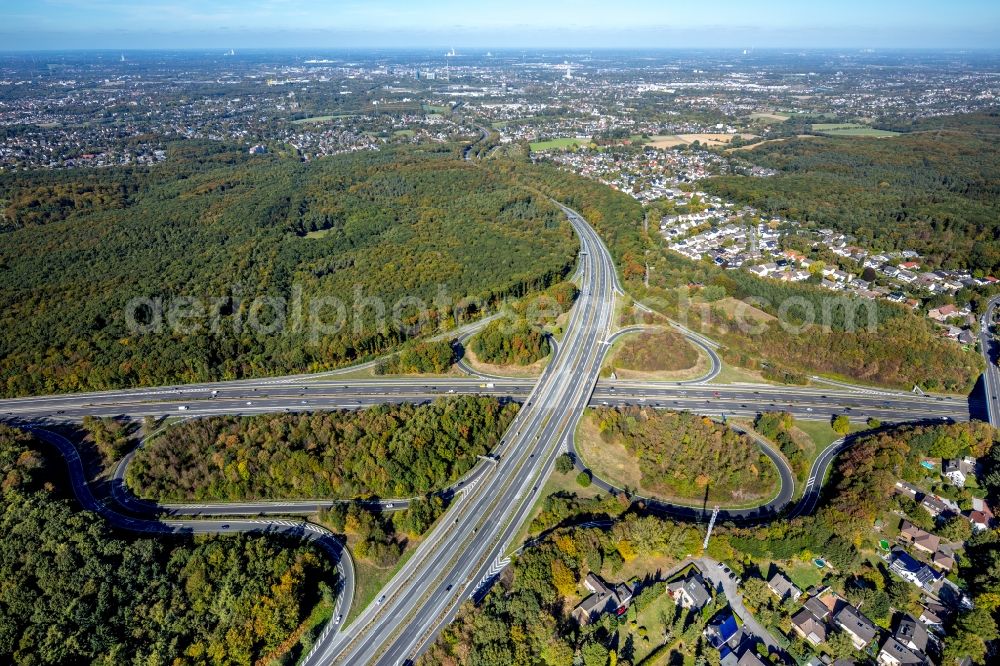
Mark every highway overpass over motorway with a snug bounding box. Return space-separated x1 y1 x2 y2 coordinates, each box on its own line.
0 201 990 666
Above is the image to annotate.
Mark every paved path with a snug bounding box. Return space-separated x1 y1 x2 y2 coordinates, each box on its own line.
697 557 786 656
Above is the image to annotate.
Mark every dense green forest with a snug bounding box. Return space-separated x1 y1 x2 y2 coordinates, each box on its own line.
703 112 1000 272
591 407 778 503
0 144 577 397
753 411 811 482
495 158 983 390
375 339 456 374
0 425 334 665
127 396 518 501
469 317 551 365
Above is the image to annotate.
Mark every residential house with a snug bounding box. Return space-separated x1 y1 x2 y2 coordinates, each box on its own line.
894 481 923 501
736 651 767 666
895 615 928 654
942 457 975 487
890 549 941 591
767 572 802 602
572 573 634 625
918 605 944 631
967 498 993 532
802 587 842 620
877 615 930 666
877 637 929 666
932 550 955 572
834 604 879 650
668 570 712 610
920 494 953 519
968 510 991 532
791 609 827 645
899 521 941 554
705 612 743 650
927 304 958 322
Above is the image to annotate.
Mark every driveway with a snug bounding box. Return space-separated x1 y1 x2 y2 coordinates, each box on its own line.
697 557 786 655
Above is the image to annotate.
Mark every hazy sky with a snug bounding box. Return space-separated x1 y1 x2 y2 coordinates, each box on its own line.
3 0 999 50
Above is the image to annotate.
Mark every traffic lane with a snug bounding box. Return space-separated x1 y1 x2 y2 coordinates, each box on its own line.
0 378 528 413
320 306 596 662
1 374 965 412
2 382 969 424
371 216 617 666
2 376 966 411
335 209 614 665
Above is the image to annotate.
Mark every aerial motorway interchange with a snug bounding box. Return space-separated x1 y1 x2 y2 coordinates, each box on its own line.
1 194 993 666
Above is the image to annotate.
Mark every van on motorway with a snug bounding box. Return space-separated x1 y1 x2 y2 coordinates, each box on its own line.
177 405 188 411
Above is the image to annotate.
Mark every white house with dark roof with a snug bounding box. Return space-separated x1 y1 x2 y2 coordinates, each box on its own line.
668 570 712 610
834 604 878 649
766 572 801 602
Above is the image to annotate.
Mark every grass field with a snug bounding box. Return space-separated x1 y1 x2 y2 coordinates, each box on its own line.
749 112 791 123
303 228 334 239
709 363 784 385
771 557 825 590
421 103 449 114
648 133 757 148
529 136 591 151
811 123 900 138
348 546 416 625
291 114 355 124
793 419 847 452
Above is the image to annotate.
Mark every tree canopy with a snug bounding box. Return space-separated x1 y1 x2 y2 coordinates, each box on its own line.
0 425 334 665
127 396 518 501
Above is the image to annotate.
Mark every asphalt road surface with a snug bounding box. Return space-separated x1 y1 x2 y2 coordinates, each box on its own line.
1 199 987 664
25 426 355 640
978 295 1000 425
299 203 617 665
569 420 796 524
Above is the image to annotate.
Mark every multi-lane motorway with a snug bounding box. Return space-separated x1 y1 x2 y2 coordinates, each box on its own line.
978 295 1000 425
1 201 991 665
0 377 974 424
303 203 619 665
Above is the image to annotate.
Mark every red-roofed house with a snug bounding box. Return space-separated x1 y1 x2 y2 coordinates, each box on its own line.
928 304 958 322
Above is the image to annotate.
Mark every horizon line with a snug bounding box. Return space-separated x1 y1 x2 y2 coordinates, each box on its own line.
3 46 1000 53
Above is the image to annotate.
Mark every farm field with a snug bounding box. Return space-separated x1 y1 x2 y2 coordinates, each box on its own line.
647 132 757 148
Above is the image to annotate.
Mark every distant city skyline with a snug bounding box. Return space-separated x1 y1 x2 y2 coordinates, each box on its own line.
2 0 999 51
